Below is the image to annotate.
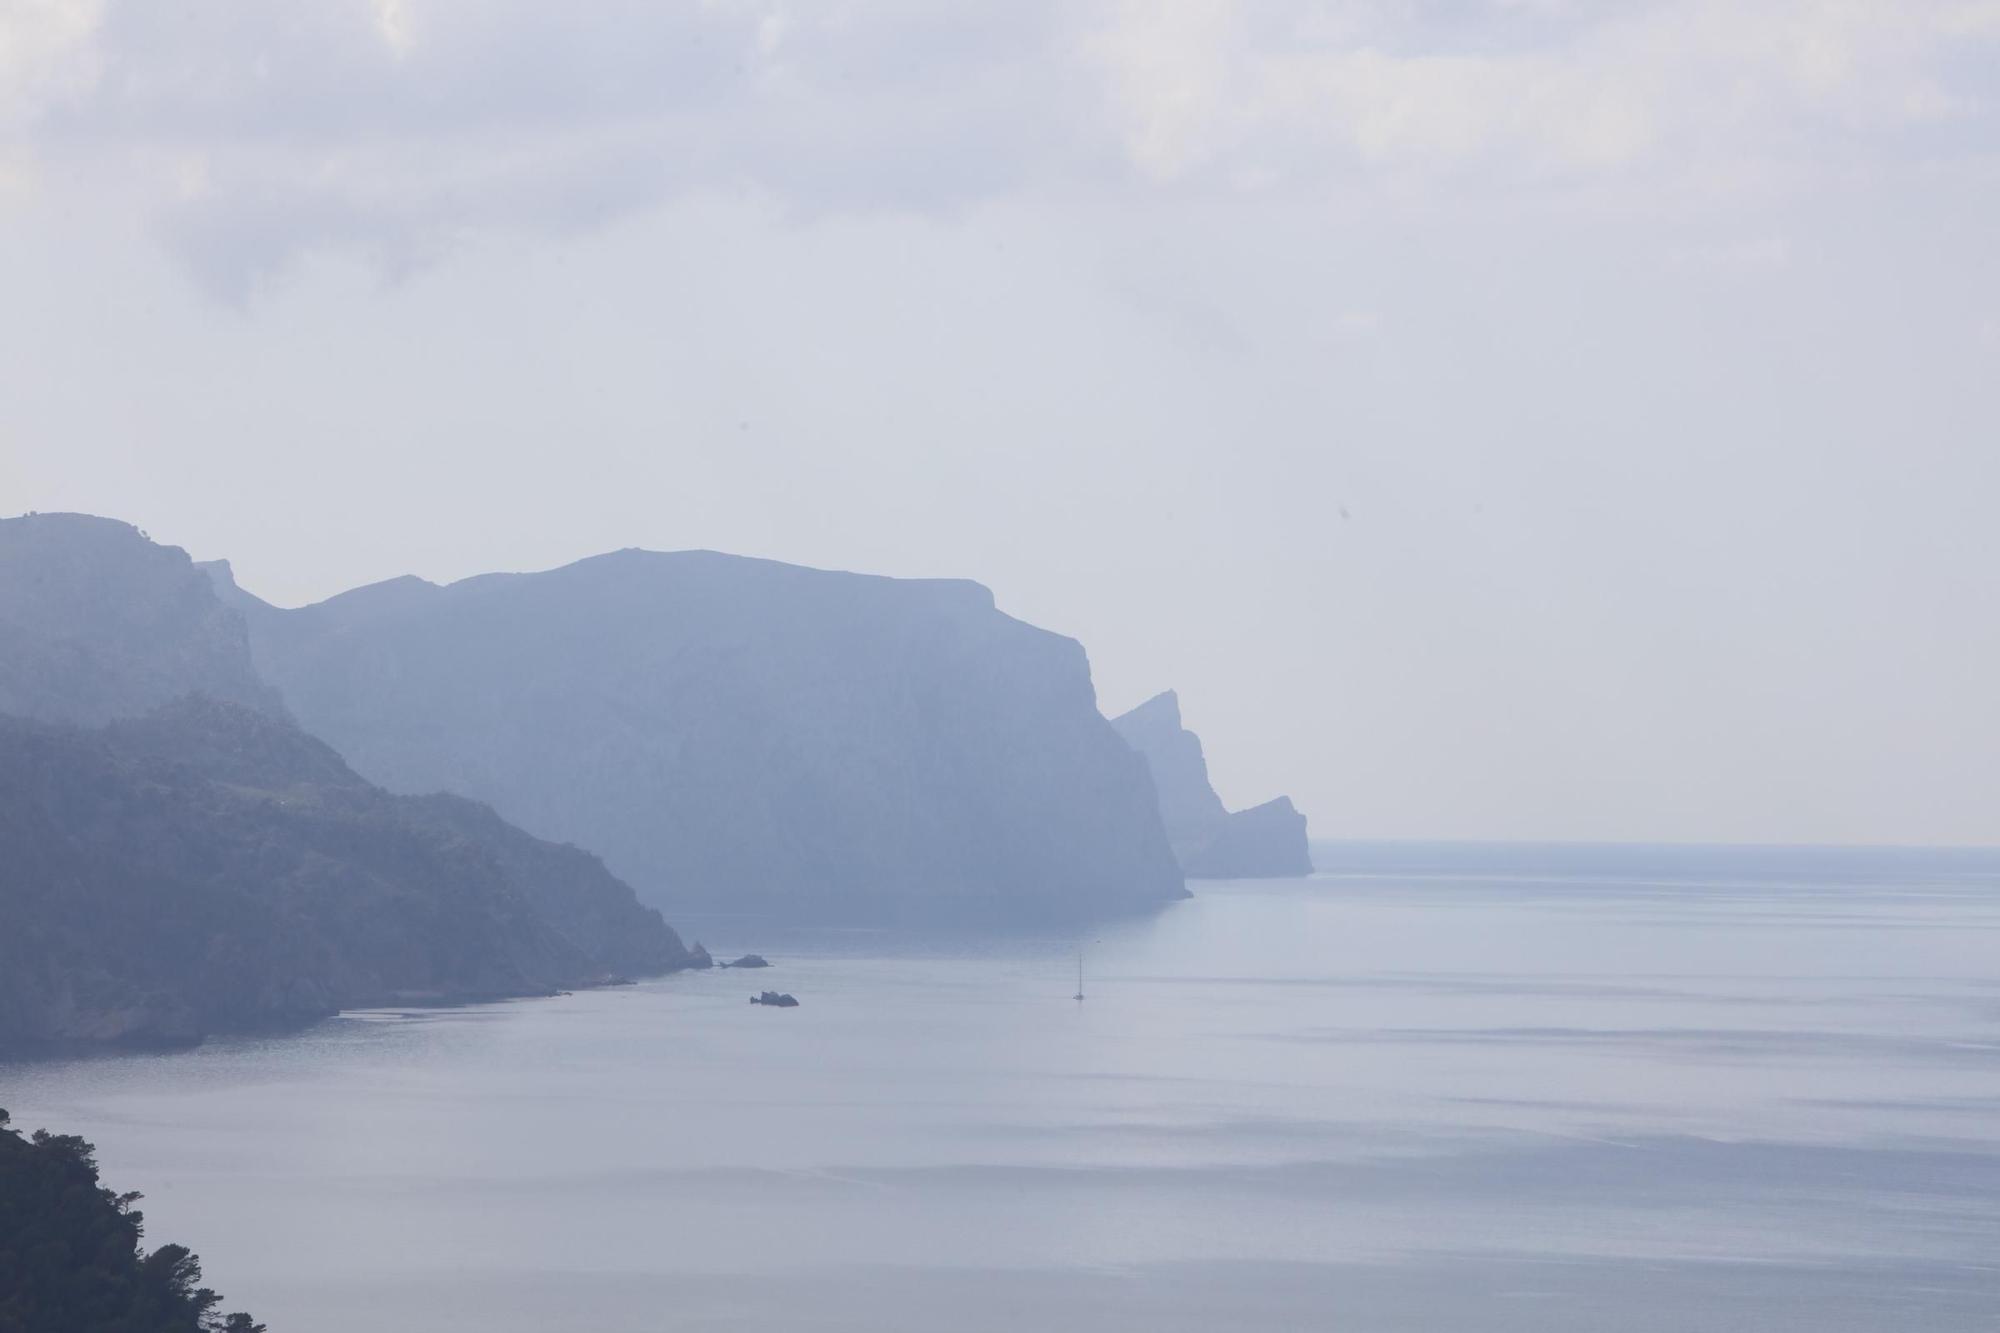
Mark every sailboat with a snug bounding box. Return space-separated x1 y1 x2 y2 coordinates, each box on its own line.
1074 949 1085 1002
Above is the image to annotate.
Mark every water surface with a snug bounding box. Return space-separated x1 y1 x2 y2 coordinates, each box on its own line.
7 844 1998 1330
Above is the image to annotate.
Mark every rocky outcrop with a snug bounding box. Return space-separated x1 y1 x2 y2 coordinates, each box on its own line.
1111 691 1312 878
218 548 1186 923
1182 796 1312 878
1110 692 1225 862
721 954 771 969
0 698 704 1052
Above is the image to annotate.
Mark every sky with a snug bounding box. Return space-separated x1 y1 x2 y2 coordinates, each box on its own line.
3 0 1997 846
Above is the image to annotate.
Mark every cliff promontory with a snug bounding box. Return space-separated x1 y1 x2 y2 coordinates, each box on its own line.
1111 691 1311 879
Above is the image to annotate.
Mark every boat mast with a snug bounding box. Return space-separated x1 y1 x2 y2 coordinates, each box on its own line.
1075 948 1085 1002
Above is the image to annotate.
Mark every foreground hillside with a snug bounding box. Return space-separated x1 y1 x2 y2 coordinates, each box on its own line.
0 1107 263 1333
221 549 1186 922
0 698 704 1050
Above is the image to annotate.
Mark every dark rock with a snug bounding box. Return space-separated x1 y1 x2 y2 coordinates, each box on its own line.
750 991 799 1007
721 954 771 969
1111 691 1312 879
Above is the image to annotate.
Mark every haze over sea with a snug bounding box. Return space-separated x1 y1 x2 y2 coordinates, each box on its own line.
7 843 1999 1332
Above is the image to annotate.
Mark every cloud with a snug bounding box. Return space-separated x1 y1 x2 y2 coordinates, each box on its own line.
369 0 413 61
0 0 99 122
0 0 100 192
1084 1 2000 194
4 0 1998 297
15 0 1101 297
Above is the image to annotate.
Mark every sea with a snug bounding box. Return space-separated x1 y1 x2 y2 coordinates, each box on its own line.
6 842 1999 1331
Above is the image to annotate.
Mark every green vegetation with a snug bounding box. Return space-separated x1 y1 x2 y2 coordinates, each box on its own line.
0 1107 264 1333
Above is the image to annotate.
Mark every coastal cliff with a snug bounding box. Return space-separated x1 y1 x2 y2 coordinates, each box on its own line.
219 549 1186 923
1111 691 1312 879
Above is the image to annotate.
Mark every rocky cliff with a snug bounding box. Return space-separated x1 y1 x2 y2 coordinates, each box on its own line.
219 548 1187 922
0 514 283 724
1111 691 1312 878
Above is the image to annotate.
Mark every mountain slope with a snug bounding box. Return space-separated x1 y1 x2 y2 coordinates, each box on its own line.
0 697 703 1051
221 549 1186 922
1111 691 1312 878
0 515 706 1052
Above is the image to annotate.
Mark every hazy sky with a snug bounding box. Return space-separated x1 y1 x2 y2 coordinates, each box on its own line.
4 1 1997 845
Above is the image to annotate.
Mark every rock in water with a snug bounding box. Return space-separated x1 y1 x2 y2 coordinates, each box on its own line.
1111 691 1312 879
721 954 771 969
750 991 799 1007
219 548 1186 924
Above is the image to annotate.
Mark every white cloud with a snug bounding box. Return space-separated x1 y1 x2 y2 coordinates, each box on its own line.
2 0 1997 293
369 0 414 60
0 0 99 191
0 0 99 119
1085 0 2000 194
0 0 98 163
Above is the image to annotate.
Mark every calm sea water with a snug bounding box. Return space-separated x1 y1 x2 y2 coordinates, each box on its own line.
6 843 1999 1331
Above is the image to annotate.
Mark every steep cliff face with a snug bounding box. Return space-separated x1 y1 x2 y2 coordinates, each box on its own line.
221 549 1186 922
0 514 283 724
1111 691 1312 879
0 698 702 1051
1107 691 1227 862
